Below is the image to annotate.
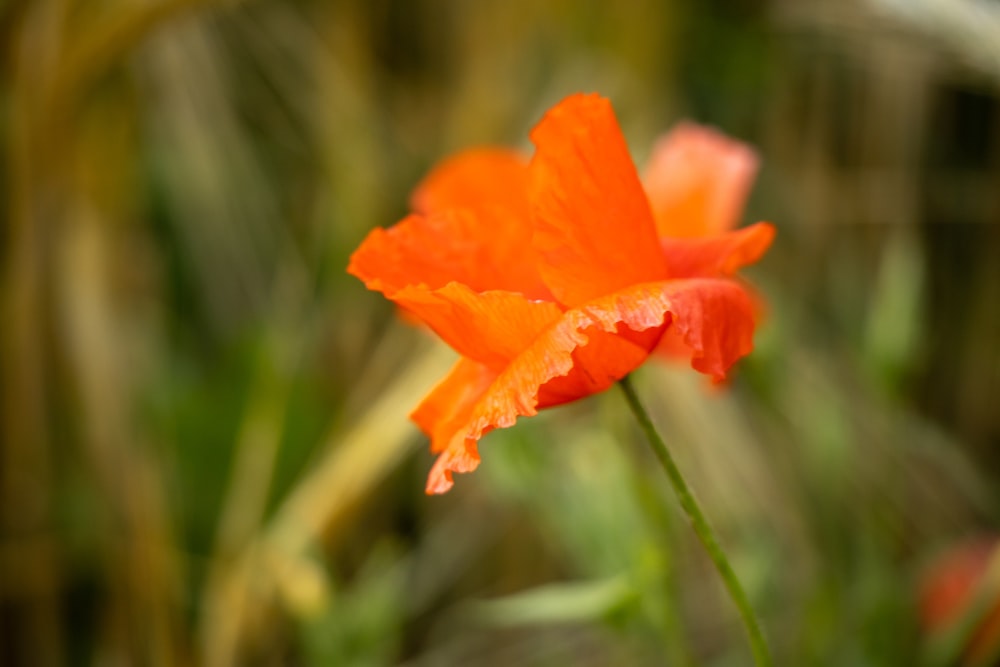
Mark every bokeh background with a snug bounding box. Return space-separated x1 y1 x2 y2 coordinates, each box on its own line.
3 0 1000 665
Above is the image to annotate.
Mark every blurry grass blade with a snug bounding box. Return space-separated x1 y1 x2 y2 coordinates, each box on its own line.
143 14 283 331
211 330 297 561
199 248 314 667
51 0 241 111
268 548 331 620
198 342 292 667
864 229 924 392
202 338 453 666
470 576 636 627
266 338 454 553
58 204 181 665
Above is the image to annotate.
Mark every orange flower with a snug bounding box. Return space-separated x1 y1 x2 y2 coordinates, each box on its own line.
348 93 774 494
919 538 1000 664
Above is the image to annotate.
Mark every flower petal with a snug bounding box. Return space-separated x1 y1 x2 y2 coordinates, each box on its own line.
412 358 498 495
348 208 564 370
392 284 563 370
423 278 756 493
406 150 550 299
529 93 668 306
411 357 498 455
349 250 564 370
411 148 529 216
348 209 550 299
535 327 658 407
661 222 775 279
410 359 497 494
642 122 759 238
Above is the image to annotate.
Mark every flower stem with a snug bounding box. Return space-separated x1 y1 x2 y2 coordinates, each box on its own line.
618 375 773 667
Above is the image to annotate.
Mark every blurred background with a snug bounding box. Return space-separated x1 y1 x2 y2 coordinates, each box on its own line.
2 0 1000 664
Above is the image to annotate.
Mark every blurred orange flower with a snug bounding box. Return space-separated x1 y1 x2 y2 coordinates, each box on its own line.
348 93 774 494
919 537 1000 665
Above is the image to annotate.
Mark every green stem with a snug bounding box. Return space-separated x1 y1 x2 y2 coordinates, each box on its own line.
618 375 773 667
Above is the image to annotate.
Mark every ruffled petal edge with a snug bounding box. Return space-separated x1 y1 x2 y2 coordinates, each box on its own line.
419 278 757 493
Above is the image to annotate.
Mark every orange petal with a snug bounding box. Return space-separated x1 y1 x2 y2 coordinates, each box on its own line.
350 249 563 369
412 358 498 495
642 122 758 238
348 209 550 299
536 326 658 407
406 150 550 300
529 93 668 306
391 284 563 370
411 357 498 454
654 279 757 380
411 148 529 217
423 278 757 493
661 222 775 279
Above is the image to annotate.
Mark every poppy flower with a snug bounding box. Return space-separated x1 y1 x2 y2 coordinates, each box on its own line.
919 537 1000 664
348 93 774 494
